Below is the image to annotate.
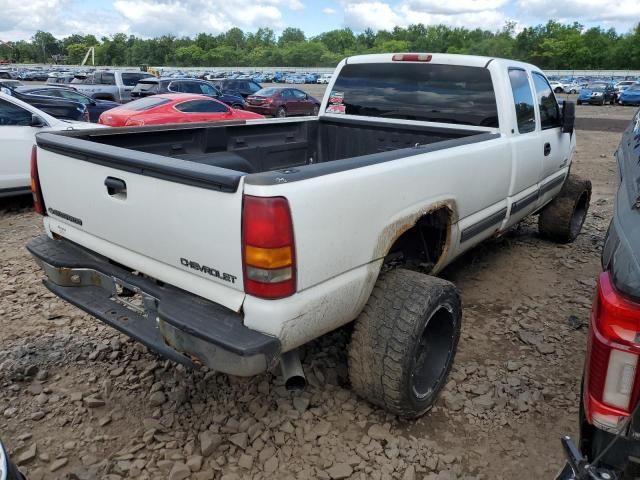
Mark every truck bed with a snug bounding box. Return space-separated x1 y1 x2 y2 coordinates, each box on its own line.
37 117 496 190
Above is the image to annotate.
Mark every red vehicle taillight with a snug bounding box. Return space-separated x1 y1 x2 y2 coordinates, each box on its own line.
30 145 46 215
584 271 640 432
242 195 296 299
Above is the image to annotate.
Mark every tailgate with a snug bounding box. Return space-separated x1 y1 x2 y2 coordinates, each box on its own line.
35 133 246 312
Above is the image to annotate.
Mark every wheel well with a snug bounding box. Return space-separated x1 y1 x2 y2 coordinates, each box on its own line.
384 207 451 273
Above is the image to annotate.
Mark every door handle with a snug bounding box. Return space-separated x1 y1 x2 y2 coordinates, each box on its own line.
544 143 551 156
105 176 127 196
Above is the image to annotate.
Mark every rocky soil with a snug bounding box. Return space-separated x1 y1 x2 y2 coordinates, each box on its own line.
0 106 634 480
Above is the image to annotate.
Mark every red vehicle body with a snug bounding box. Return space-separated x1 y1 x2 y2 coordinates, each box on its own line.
245 87 320 118
98 93 263 127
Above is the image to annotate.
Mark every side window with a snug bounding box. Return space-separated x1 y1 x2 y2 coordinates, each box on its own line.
292 89 306 99
0 99 33 126
181 82 202 94
101 72 116 85
199 83 217 96
168 81 183 93
508 69 536 134
175 100 229 113
90 72 100 84
532 73 561 129
248 82 261 93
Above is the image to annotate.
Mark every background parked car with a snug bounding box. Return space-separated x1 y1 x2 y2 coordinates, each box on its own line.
317 73 332 84
210 79 262 98
4 88 89 121
245 87 320 118
0 92 101 197
618 84 640 106
131 78 246 109
71 70 154 103
0 79 23 90
98 93 263 127
577 83 616 105
16 85 120 122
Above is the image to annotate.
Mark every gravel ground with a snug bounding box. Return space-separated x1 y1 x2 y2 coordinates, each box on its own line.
0 104 636 480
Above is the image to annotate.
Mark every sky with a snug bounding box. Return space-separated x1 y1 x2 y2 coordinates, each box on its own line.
0 0 639 42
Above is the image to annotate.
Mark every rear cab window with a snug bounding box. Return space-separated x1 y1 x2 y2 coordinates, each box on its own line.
329 62 499 127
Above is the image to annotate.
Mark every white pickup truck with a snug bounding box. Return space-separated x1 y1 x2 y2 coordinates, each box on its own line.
27 53 591 418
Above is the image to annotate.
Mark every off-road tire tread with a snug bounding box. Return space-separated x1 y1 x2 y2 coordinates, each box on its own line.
538 174 592 243
349 269 461 418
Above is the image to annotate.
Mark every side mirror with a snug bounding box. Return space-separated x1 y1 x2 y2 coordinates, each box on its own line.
561 100 575 134
30 114 46 128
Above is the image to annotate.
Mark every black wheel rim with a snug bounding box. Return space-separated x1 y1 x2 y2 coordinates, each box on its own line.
570 192 589 238
411 305 456 400
277 108 286 117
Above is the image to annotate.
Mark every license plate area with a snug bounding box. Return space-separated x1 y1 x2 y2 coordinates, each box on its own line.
110 277 156 318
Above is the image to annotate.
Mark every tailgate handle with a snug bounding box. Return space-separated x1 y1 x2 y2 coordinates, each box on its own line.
105 177 127 197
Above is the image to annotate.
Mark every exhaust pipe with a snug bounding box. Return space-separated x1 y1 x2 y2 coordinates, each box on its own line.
280 349 306 391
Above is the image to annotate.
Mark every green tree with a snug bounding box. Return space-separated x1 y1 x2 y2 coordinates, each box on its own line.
278 27 305 46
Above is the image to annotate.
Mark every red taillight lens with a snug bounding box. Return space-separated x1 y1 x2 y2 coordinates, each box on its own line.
584 272 640 431
392 53 432 62
242 195 296 299
30 145 46 215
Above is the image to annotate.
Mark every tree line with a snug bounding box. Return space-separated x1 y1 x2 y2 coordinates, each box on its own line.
1 21 640 69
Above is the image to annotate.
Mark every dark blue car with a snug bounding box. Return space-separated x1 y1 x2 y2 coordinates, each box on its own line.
130 78 246 109
577 82 616 105
619 84 640 106
16 85 120 122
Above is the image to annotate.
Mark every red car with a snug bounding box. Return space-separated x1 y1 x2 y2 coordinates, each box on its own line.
245 87 320 118
98 93 263 127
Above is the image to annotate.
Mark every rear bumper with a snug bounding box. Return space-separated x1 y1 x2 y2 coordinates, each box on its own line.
26 234 281 376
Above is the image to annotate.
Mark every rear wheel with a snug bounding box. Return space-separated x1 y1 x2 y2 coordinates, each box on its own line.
538 174 592 243
349 269 461 418
555 87 564 93
577 99 582 105
276 106 287 118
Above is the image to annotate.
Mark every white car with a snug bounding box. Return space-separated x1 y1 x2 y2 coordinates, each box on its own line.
0 92 104 198
317 73 333 84
549 81 580 94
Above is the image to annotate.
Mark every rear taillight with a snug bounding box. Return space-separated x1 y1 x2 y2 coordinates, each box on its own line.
392 53 432 62
584 272 640 431
242 195 296 299
30 145 46 215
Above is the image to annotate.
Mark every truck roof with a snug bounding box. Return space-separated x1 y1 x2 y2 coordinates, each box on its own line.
344 53 541 73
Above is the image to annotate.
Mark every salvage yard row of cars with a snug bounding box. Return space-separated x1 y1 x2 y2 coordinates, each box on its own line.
1 55 640 479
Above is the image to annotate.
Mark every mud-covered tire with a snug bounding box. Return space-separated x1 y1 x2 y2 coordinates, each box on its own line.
538 174 592 243
349 269 461 418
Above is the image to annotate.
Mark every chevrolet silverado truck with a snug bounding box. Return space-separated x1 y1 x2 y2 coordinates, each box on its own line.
27 53 591 418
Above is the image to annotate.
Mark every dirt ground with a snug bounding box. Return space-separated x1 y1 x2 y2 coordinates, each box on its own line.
0 103 636 480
